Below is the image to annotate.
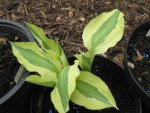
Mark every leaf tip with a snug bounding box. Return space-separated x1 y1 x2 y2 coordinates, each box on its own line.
114 105 119 110
114 9 124 17
109 101 119 110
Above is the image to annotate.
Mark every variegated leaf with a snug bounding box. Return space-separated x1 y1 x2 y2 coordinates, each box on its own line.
58 44 69 67
11 42 62 75
25 22 55 50
26 72 57 87
82 9 124 55
25 23 68 67
71 71 118 110
51 87 69 113
51 61 80 113
75 52 92 71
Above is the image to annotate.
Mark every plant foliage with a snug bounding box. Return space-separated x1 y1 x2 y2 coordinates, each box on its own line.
11 9 124 113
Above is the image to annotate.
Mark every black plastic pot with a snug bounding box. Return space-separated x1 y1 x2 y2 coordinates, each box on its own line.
0 20 34 113
124 22 150 107
30 56 142 113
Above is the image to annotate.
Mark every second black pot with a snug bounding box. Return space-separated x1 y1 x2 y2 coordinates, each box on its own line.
30 56 142 113
124 21 150 107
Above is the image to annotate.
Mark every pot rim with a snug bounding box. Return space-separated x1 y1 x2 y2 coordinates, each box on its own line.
0 19 34 105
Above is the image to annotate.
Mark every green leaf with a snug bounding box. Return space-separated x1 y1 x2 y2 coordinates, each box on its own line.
25 22 55 50
51 61 80 113
71 71 118 110
26 73 57 87
51 87 69 113
11 42 62 75
82 9 124 55
25 22 68 67
58 44 69 67
75 52 92 71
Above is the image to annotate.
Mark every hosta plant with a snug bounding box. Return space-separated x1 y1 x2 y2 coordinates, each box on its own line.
11 9 124 113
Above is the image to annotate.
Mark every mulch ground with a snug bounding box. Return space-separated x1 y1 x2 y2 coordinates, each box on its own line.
0 0 150 67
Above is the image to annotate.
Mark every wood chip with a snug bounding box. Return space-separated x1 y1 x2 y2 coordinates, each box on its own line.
78 17 85 22
40 11 47 18
24 4 28 15
52 5 56 8
68 10 74 18
11 13 17 20
128 61 135 68
133 50 143 61
105 2 111 5
55 16 61 22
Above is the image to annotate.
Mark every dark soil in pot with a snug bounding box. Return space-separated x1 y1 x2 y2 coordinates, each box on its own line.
0 35 20 97
30 56 141 113
0 34 33 113
0 20 35 113
127 30 150 95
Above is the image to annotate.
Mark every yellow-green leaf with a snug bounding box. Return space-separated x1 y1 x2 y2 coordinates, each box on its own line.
71 71 118 110
25 22 68 67
51 61 80 113
51 87 69 113
25 72 57 87
11 42 62 75
75 52 92 71
82 9 124 55
25 22 55 50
